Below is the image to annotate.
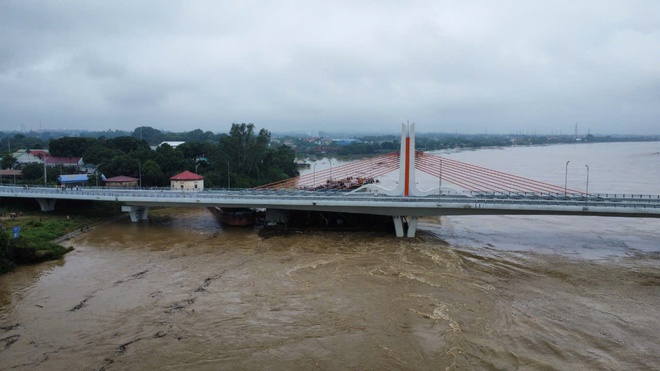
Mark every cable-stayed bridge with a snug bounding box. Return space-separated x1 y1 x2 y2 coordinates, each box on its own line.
1 123 658 237
258 151 580 195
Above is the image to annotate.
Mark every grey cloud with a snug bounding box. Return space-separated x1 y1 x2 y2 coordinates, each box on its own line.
0 0 658 134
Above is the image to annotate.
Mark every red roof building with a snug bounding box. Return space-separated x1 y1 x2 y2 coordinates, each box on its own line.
45 156 83 167
170 171 204 191
170 171 204 181
29 150 49 159
104 176 139 188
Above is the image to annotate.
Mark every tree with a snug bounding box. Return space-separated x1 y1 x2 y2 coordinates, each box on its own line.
177 142 217 161
201 170 224 189
109 155 141 178
48 137 97 157
141 159 164 186
1 154 16 169
21 163 44 181
0 134 46 152
132 126 163 145
262 145 298 183
106 136 150 154
222 123 271 180
82 144 123 166
154 144 189 177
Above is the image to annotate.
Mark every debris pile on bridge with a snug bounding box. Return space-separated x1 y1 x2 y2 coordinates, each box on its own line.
298 176 378 192
257 152 400 190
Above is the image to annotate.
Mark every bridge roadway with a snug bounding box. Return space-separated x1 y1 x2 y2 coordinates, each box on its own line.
2 185 659 236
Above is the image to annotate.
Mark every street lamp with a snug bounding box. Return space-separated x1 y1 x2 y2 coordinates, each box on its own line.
564 160 570 196
195 163 200 174
135 160 142 188
313 161 325 188
585 164 589 197
96 163 104 187
329 160 336 181
43 155 49 187
438 158 442 195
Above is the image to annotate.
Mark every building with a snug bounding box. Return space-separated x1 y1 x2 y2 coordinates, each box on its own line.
12 149 49 167
159 141 185 148
0 170 22 184
46 156 83 168
170 171 204 191
57 174 89 187
104 176 139 188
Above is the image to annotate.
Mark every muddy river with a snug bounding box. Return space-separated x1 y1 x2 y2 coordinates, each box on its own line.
1 142 658 370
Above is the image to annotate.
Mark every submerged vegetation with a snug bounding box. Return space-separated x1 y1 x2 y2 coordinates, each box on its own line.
0 199 121 274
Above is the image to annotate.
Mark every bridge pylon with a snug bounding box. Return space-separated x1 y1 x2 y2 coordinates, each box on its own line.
352 122 427 197
393 122 425 197
351 121 425 237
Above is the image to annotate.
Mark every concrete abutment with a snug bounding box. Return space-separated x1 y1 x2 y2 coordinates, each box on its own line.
122 206 150 222
35 198 57 212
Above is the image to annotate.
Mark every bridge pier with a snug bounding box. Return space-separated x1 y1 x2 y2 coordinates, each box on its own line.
265 209 289 226
392 216 418 238
407 216 418 237
122 206 150 222
35 198 57 212
393 216 404 237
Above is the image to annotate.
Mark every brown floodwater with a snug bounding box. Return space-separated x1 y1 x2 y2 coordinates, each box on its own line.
1 206 658 370
2 142 659 370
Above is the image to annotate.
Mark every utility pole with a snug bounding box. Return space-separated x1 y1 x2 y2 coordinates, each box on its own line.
43 156 49 186
564 160 570 195
585 165 589 197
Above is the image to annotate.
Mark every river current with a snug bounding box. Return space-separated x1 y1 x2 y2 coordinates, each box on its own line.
1 142 659 370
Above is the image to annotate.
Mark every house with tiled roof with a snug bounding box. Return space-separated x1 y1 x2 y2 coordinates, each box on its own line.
29 149 49 158
12 149 49 166
170 171 204 191
46 156 83 167
0 170 22 184
104 175 139 188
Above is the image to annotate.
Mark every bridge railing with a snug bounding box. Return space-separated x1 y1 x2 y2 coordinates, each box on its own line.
0 186 659 210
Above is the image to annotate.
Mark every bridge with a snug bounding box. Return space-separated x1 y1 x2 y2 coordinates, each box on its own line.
1 123 659 237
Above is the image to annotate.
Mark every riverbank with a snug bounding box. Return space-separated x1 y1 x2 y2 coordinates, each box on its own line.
0 200 122 274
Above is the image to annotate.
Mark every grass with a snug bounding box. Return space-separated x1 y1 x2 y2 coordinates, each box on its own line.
1 199 123 273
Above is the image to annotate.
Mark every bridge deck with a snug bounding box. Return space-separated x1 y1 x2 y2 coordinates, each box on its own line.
2 186 659 218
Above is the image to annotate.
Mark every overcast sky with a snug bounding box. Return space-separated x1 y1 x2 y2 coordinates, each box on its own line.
1 1 658 135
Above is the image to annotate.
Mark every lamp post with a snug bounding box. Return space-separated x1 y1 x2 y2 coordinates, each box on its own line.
96 163 104 187
43 156 49 187
329 160 335 181
585 164 589 198
564 160 570 196
135 160 142 188
438 158 442 195
195 163 200 174
226 161 230 189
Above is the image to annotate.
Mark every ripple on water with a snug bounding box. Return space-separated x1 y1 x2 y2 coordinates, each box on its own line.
0 207 658 370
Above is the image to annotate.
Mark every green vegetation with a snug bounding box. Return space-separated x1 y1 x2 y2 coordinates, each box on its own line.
3 125 658 183
285 132 660 158
0 199 122 274
3 123 298 188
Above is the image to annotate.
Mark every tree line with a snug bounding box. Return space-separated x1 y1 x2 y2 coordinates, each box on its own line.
286 132 660 157
2 124 298 188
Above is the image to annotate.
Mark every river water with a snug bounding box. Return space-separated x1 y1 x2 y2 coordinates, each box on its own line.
1 142 658 370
